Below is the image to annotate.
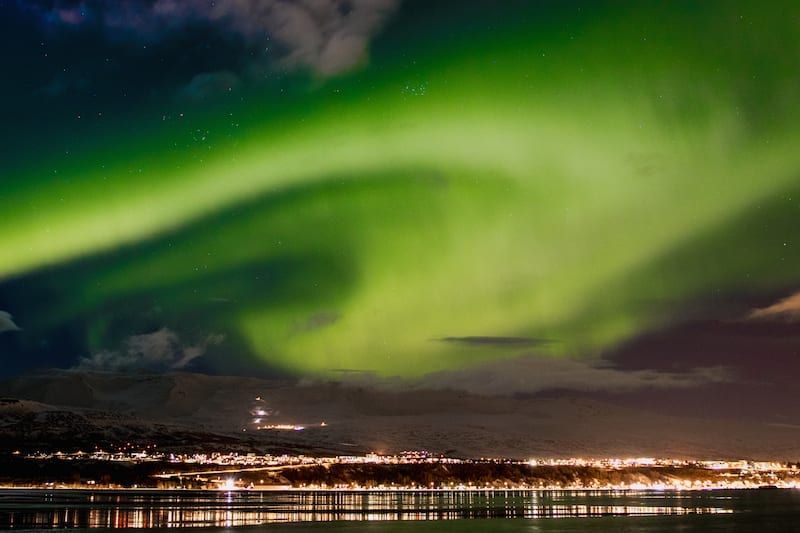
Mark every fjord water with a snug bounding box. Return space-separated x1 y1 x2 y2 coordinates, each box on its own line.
1 489 799 531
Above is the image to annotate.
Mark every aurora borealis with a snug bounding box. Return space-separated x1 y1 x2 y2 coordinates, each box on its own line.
2 0 800 381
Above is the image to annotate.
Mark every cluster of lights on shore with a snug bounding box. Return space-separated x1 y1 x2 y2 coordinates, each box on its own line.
12 392 800 492
16 449 800 492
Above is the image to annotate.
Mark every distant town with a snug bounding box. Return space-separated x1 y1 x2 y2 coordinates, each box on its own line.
3 448 799 491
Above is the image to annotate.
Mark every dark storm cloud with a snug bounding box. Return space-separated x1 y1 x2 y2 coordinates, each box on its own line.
76 328 225 372
414 356 730 396
328 355 730 396
438 336 555 348
609 291 800 378
35 0 400 76
598 293 800 422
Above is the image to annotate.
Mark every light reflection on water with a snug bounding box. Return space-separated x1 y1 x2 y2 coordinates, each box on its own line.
0 489 734 529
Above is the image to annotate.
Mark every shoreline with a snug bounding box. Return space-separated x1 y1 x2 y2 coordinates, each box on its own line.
1 484 797 493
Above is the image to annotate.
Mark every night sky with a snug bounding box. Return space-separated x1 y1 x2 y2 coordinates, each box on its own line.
2 0 800 411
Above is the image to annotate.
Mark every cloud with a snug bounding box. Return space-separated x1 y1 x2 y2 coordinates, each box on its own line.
411 355 731 396
179 70 242 101
438 336 555 348
41 0 400 77
76 328 224 372
38 72 90 96
292 310 340 334
748 291 800 321
0 311 21 334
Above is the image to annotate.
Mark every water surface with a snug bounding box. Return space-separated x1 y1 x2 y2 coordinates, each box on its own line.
1 488 798 531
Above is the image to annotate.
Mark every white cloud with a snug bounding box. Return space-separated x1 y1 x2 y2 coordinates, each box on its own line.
749 291 800 321
0 311 21 334
77 328 224 372
49 0 400 76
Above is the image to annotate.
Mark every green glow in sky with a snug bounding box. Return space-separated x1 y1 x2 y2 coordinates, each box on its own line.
2 1 800 376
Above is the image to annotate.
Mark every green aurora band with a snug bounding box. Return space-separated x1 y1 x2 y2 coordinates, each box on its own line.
2 1 800 376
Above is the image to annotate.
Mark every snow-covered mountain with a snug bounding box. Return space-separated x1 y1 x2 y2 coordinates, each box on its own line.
2 370 799 460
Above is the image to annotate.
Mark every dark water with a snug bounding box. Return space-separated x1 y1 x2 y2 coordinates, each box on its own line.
1 489 799 532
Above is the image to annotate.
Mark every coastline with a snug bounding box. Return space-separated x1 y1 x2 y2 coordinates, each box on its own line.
1 483 797 492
